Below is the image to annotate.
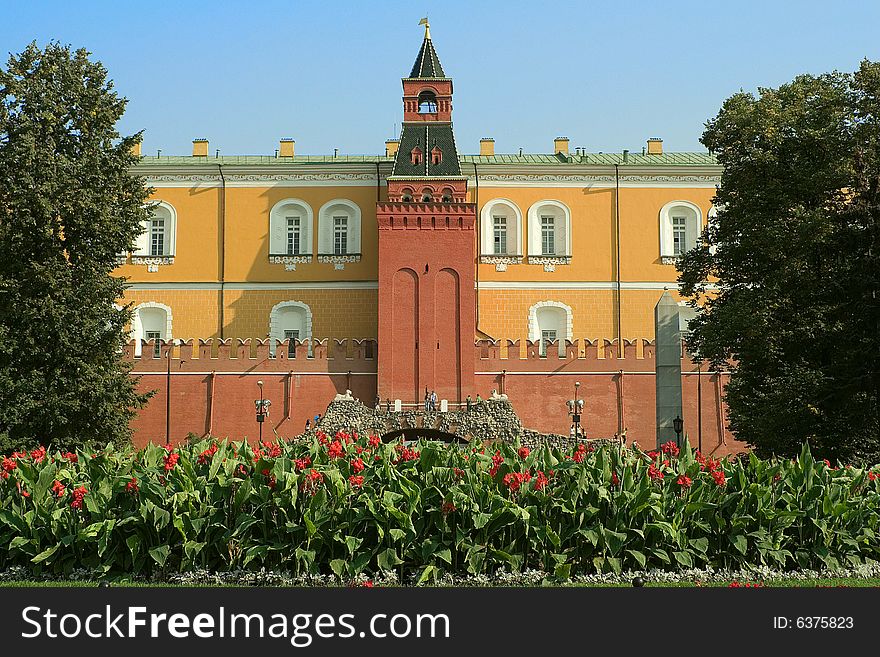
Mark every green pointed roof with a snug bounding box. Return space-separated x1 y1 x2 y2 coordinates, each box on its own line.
409 35 446 78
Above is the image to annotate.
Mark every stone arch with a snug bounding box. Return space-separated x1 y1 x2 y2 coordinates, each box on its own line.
131 302 173 357
528 300 573 357
268 301 313 356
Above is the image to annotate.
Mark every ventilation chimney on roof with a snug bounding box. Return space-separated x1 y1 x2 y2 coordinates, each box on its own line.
192 139 209 157
385 139 400 157
554 137 569 155
647 138 663 155
480 138 495 156
279 138 295 158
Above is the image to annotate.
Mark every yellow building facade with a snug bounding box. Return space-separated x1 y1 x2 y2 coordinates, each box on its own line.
120 144 718 349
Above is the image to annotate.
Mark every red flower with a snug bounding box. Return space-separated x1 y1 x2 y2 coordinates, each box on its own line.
30 446 47 463
294 456 312 471
355 445 364 454
611 472 620 486
1 456 16 473
300 469 324 495
712 470 726 486
489 449 504 476
51 479 66 498
706 457 721 472
518 447 530 459
70 486 88 509
647 464 664 482
262 440 282 458
236 464 248 478
441 501 456 515
162 444 174 452
361 580 374 588
197 443 218 465
533 470 549 491
261 468 277 489
394 446 420 463
661 441 680 457
351 457 365 474
453 468 465 479
62 452 78 463
163 452 180 472
327 440 344 459
869 471 878 481
676 474 692 488
502 471 532 493
646 450 659 460
368 435 380 448
573 444 587 463
349 475 364 488
126 477 139 494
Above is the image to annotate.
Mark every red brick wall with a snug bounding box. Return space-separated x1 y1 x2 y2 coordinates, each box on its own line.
128 337 744 456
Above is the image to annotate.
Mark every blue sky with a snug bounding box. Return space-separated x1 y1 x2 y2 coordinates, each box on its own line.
2 0 879 156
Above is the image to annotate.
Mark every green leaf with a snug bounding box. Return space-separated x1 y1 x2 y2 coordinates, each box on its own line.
149 545 170 566
32 544 59 564
730 534 748 555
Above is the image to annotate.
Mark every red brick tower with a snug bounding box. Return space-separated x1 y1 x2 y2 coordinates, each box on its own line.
377 23 476 405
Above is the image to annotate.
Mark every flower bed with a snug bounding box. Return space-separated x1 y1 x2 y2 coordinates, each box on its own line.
1 434 878 581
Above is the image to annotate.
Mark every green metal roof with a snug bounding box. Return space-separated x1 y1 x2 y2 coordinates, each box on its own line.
460 152 718 166
135 152 716 167
136 155 394 165
391 123 462 177
409 35 446 78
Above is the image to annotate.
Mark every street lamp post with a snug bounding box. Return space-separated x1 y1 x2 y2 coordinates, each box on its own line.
673 415 684 448
566 381 585 439
255 380 271 443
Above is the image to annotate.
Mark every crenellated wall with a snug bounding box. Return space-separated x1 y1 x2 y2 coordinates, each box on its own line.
127 337 744 456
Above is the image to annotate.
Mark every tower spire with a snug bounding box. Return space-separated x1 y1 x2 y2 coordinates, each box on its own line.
419 16 430 40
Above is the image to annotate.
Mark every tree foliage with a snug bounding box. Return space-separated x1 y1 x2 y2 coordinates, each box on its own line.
0 42 151 451
679 61 880 463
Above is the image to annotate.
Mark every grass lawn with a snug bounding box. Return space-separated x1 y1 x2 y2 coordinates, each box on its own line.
1 578 879 587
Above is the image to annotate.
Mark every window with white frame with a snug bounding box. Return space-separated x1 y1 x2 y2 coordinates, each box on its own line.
317 200 361 258
131 303 172 358
269 301 312 357
145 330 162 358
527 200 571 260
286 217 301 255
541 216 556 255
149 219 165 256
540 329 557 357
333 216 348 255
269 199 313 258
528 301 572 358
284 328 299 358
133 202 176 258
493 216 507 254
659 201 702 261
480 199 523 257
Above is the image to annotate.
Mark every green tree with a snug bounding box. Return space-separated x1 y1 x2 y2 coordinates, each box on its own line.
0 42 151 451
679 61 880 463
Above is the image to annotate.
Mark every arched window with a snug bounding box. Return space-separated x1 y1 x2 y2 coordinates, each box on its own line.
269 199 313 257
528 301 572 357
317 199 361 257
401 187 414 203
268 301 313 357
480 198 523 259
418 91 438 114
421 187 434 202
131 302 173 358
659 200 702 263
440 187 453 203
133 201 176 258
527 200 571 261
